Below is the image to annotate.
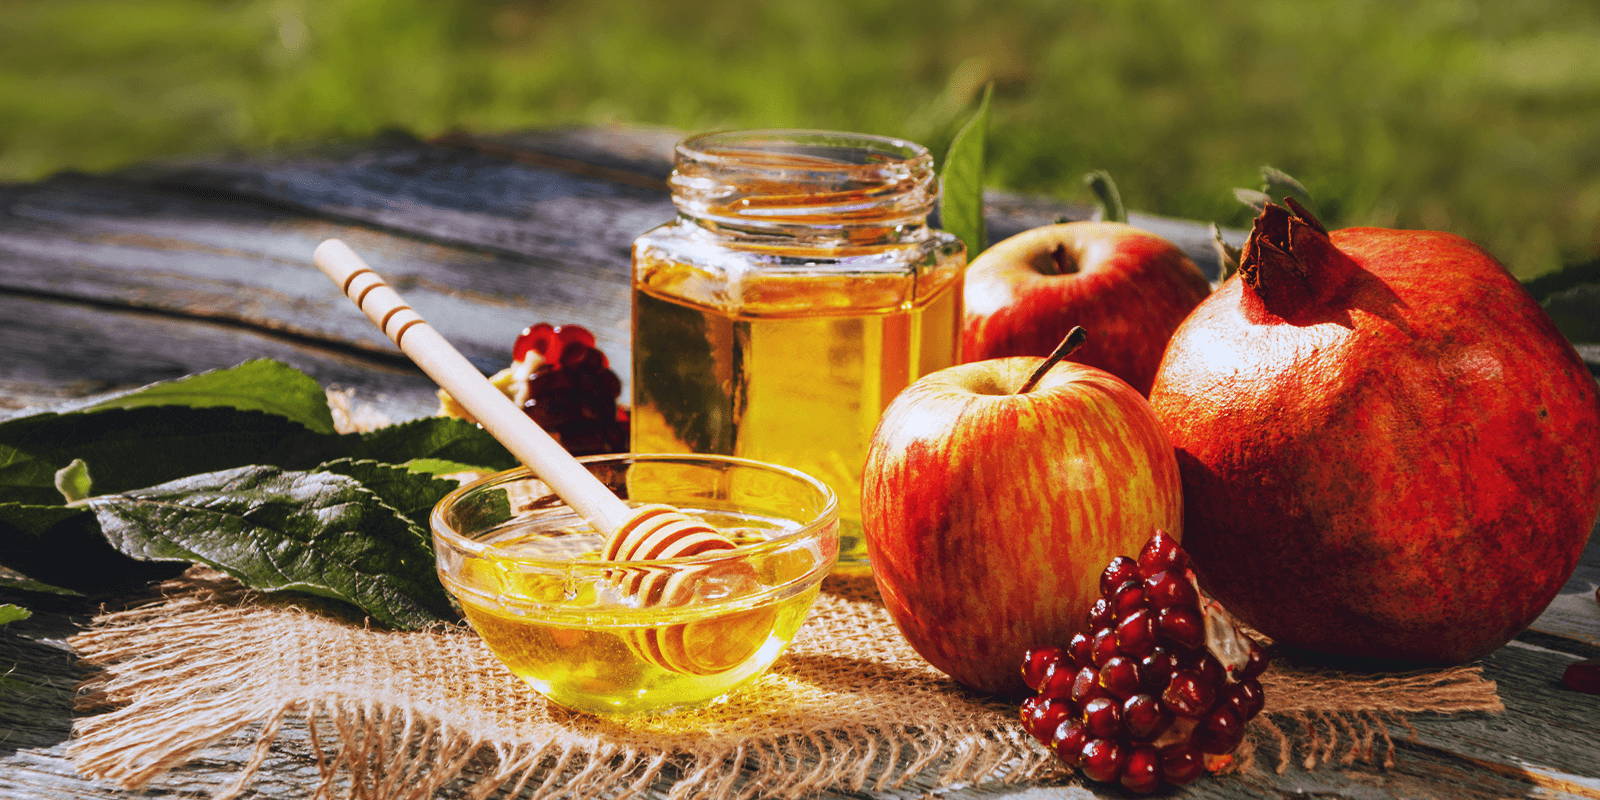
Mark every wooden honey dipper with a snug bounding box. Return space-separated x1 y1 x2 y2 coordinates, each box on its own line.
313 241 758 674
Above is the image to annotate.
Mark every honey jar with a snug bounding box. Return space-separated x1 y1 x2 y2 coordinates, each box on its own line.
631 130 966 569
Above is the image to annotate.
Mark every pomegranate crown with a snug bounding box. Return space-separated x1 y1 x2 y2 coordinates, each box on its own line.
1237 198 1360 323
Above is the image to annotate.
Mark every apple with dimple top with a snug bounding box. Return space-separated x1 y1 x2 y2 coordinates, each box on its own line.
862 329 1184 694
962 222 1211 395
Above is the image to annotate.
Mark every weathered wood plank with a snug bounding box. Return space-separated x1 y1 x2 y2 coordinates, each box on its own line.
0 174 631 388
0 293 437 417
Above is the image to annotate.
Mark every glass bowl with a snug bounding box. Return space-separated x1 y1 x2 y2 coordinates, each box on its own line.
431 454 838 715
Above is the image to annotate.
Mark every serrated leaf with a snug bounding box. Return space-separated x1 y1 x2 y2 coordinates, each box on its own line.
86 465 455 629
349 417 515 470
54 459 92 503
0 604 29 626
315 458 462 528
75 360 336 434
939 82 992 259
0 407 337 506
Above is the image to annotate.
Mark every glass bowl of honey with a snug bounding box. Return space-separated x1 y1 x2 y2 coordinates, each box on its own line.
432 453 838 715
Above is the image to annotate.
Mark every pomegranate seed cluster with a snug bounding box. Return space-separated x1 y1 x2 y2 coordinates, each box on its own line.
511 323 629 456
1018 532 1268 793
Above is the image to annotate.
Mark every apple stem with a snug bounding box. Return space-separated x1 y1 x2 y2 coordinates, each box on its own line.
1017 326 1087 394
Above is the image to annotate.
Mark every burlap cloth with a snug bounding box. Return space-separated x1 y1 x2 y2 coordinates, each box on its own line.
66 567 1503 800
65 396 1504 798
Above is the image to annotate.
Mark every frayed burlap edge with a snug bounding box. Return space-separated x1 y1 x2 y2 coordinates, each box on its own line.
68 572 1057 800
68 570 1502 800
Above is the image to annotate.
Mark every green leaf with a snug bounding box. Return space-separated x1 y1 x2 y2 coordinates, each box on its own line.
401 458 493 477
76 360 336 434
53 459 91 504
0 574 82 597
0 502 182 590
349 417 515 470
0 407 337 506
86 465 455 629
315 458 462 528
939 81 992 259
1083 170 1127 224
0 604 29 626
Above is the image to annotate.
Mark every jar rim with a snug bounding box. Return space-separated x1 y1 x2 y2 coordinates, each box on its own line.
675 129 932 173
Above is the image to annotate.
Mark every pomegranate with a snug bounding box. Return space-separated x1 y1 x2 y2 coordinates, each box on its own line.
1148 199 1600 664
1020 532 1267 793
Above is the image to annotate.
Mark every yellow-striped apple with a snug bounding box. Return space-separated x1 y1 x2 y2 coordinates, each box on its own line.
962 223 1211 394
862 329 1182 695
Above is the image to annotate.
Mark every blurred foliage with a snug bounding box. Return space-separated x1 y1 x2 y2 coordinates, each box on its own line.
3 0 1598 277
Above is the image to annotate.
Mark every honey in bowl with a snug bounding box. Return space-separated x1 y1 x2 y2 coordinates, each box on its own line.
433 455 838 715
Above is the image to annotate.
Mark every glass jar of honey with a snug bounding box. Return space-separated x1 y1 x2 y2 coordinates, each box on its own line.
631 130 966 570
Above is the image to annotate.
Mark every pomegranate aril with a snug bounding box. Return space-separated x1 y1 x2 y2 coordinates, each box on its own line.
1100 556 1141 595
1091 627 1120 665
1223 678 1266 720
1067 632 1094 667
1120 745 1162 794
1238 640 1269 681
1087 597 1114 629
1021 696 1074 744
1561 659 1600 694
512 322 554 362
1163 670 1216 717
1139 649 1177 693
1037 661 1076 699
1116 609 1157 657
1192 706 1246 754
1122 693 1171 741
1143 569 1197 610
1098 656 1141 699
1051 719 1091 766
1137 529 1187 574
1022 647 1064 692
1080 738 1125 783
1187 651 1224 687
1082 696 1122 738
1070 665 1106 705
1112 580 1146 618
1158 743 1204 785
1156 605 1205 650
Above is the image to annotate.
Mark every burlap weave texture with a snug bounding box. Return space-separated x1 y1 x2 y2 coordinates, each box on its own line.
67 568 1503 800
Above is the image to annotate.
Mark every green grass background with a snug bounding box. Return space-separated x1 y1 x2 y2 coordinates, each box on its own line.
4 0 1598 278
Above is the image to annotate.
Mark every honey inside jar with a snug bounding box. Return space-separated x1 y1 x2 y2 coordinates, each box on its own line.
431 456 839 716
631 131 966 569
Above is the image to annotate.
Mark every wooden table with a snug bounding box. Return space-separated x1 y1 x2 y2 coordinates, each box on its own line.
1 126 1597 799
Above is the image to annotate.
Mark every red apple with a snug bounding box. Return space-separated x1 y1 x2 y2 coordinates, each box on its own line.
862 331 1184 694
962 222 1211 394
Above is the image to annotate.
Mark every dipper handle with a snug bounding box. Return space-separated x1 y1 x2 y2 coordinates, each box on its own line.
312 239 635 535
